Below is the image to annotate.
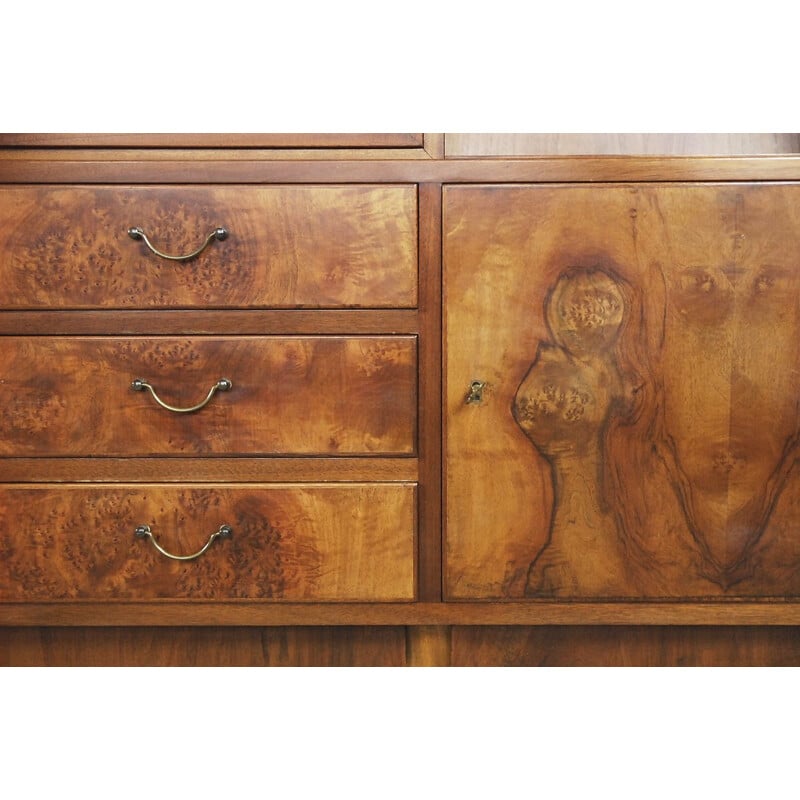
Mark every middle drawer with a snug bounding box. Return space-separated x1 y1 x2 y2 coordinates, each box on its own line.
0 336 417 456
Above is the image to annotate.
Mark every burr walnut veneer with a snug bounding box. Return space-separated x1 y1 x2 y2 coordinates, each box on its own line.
3 133 800 666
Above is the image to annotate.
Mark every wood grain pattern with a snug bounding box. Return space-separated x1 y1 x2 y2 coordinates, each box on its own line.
0 309 418 336
7 601 800 628
0 185 417 309
406 626 451 666
445 183 800 599
0 336 416 456
511 267 632 597
7 158 800 185
450 626 800 666
0 148 436 162
0 626 408 666
423 134 445 159
0 457 418 483
4 624 800 666
0 484 416 601
7 137 800 666
417 184 444 600
445 133 800 157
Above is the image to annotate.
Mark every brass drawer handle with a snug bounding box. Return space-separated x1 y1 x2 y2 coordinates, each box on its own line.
135 523 233 561
131 377 232 413
127 225 229 262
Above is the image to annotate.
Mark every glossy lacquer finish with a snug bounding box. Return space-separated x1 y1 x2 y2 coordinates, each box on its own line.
445 183 800 599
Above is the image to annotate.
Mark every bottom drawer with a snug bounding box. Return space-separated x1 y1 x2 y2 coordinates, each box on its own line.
0 484 416 601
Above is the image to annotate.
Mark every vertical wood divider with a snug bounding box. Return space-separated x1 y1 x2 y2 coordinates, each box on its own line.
417 183 443 602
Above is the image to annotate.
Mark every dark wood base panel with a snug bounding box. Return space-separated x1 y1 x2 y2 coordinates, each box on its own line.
450 626 800 666
0 626 408 666
3 624 799 666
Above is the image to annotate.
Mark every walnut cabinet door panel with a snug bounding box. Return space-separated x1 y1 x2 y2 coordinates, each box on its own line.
444 184 800 600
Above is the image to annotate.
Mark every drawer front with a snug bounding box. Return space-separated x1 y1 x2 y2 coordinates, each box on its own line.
0 484 416 601
0 336 417 456
0 185 417 309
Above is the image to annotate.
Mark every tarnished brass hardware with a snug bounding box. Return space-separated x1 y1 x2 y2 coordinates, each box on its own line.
131 377 232 413
134 523 233 561
466 380 486 404
127 225 228 261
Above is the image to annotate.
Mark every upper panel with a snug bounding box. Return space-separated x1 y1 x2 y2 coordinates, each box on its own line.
0 134 424 148
0 185 418 309
445 182 800 600
446 133 800 157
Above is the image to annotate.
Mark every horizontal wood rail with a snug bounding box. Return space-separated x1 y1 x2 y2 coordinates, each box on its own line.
5 601 800 627
4 156 800 183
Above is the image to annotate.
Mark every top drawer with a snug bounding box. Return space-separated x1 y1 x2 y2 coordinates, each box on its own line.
0 185 418 309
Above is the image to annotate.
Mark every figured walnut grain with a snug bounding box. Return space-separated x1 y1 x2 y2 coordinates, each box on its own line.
0 336 417 456
0 185 417 309
445 183 800 600
0 484 416 602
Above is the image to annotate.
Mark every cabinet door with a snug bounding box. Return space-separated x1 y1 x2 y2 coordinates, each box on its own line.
444 184 800 599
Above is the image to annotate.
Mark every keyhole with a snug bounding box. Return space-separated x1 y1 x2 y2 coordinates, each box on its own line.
466 380 486 404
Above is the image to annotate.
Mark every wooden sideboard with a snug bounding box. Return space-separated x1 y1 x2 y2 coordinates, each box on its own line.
3 133 800 666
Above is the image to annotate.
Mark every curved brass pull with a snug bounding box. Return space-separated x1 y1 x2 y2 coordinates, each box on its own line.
131 377 232 413
127 225 228 262
134 523 233 561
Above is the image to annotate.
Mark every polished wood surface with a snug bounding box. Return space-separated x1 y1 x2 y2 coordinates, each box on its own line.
406 626 451 666
0 309 418 336
422 134 445 159
0 626 407 666
6 601 800 627
0 185 417 308
445 183 800 599
0 148 436 162
4 135 800 666
0 457 418 484
5 624 798 666
7 157 800 185
0 133 424 148
0 483 416 601
4 624 800 666
0 336 417 456
446 133 800 157
417 184 444 601
450 626 800 666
